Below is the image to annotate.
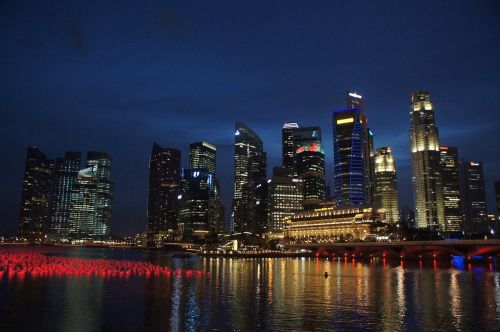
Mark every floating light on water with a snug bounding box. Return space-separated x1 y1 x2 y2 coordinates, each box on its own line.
0 249 208 279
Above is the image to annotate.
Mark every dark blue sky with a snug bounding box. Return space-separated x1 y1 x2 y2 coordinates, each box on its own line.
1 1 499 235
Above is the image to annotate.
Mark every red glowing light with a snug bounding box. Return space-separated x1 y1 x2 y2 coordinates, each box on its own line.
0 249 209 279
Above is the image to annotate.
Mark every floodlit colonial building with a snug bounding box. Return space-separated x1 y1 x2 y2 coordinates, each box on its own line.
283 204 386 241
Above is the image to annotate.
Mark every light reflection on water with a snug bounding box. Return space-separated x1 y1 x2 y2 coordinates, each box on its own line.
1 248 499 331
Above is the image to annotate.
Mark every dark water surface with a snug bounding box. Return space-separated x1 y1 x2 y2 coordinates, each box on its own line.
1 247 499 331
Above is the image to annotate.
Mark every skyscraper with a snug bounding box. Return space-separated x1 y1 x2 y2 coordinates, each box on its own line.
373 147 399 223
189 142 216 174
295 138 326 209
178 168 213 239
409 91 445 230
439 146 462 231
86 152 113 237
232 122 267 233
347 91 374 205
267 167 303 232
332 109 368 207
50 152 81 238
18 147 53 241
147 143 181 245
282 122 299 171
462 160 487 224
69 166 98 239
70 152 113 239
187 141 221 234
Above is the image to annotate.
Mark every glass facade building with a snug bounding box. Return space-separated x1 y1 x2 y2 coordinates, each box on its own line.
188 141 221 234
189 142 216 174
147 143 181 245
232 122 267 234
267 167 303 232
18 147 54 241
282 122 299 172
178 168 212 239
69 152 113 239
332 109 368 207
409 91 445 230
50 152 81 238
294 126 325 209
373 147 399 223
439 146 463 231
462 160 487 224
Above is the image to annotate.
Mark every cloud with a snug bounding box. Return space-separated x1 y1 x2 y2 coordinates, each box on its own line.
69 19 88 56
154 7 192 40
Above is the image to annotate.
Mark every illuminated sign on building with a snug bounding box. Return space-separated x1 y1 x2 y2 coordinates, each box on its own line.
296 142 324 154
336 118 354 125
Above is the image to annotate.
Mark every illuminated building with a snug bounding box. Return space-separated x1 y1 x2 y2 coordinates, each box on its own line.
147 143 181 245
188 141 222 233
347 91 374 204
439 146 463 231
295 140 326 209
18 147 54 241
332 108 369 207
69 152 112 239
495 181 500 213
267 167 303 232
294 127 325 208
373 147 399 223
178 168 213 239
282 122 299 172
462 160 487 224
283 204 386 241
409 91 445 230
85 152 113 238
50 152 81 238
189 142 216 174
232 122 267 233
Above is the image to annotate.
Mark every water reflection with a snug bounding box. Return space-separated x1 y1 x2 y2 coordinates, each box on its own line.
1 250 499 331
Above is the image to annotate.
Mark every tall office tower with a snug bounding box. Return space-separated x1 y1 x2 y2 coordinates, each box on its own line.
70 152 113 239
347 91 374 204
267 167 303 232
295 140 326 209
189 141 220 232
293 126 325 208
50 152 81 238
18 147 54 241
178 168 213 239
86 152 113 237
232 122 267 234
439 146 463 231
282 122 299 171
189 142 216 174
147 143 181 245
347 91 364 109
373 147 399 223
69 166 98 239
293 126 321 148
462 160 487 223
495 181 500 213
409 91 445 230
332 109 368 207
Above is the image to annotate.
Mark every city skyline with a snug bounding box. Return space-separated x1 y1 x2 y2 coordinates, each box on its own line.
1 1 500 235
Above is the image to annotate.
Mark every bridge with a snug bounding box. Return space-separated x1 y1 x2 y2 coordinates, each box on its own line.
284 240 500 260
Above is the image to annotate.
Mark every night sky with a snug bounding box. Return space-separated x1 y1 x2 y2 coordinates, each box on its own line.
1 1 499 235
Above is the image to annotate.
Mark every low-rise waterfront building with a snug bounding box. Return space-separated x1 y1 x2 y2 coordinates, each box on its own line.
283 204 386 241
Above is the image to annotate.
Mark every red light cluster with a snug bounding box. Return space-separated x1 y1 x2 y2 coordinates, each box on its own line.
0 249 209 279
